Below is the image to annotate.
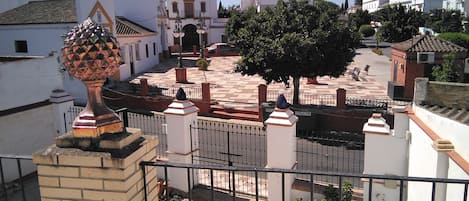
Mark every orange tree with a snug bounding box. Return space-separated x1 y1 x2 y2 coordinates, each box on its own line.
226 0 359 104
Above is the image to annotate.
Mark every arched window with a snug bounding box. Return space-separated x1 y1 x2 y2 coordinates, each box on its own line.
172 2 178 13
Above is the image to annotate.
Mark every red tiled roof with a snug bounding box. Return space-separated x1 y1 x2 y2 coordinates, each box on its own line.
392 34 467 53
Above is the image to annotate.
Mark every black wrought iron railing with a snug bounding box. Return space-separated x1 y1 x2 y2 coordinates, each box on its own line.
0 154 37 201
141 161 469 201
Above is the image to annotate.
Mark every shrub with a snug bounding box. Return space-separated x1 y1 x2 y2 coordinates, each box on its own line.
372 48 383 55
196 59 209 71
438 32 469 49
359 24 375 37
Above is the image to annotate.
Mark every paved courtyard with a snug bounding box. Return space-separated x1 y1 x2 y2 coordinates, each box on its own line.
130 48 392 108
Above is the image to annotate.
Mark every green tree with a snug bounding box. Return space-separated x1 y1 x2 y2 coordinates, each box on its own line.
425 9 462 33
432 53 463 82
438 32 469 49
373 4 425 42
226 0 359 104
348 9 372 32
359 24 375 37
344 0 349 10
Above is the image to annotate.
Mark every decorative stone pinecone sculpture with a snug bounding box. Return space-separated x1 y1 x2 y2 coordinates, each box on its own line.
62 18 121 81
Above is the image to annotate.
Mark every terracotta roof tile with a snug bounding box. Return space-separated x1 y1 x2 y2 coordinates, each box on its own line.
391 34 467 53
0 0 76 25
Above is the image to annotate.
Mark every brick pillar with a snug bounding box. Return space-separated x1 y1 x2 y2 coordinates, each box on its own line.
265 107 298 201
202 82 210 103
175 68 187 83
140 78 149 96
363 113 407 201
49 89 74 135
164 99 199 191
33 128 158 201
336 88 346 109
204 49 209 58
258 84 267 121
215 46 221 56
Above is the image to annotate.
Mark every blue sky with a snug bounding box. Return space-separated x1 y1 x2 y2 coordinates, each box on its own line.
218 0 350 7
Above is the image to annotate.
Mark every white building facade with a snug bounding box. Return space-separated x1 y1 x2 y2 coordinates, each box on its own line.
166 0 227 51
0 0 166 103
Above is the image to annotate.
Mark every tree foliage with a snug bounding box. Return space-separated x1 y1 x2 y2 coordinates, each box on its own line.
218 2 240 18
432 53 463 82
424 9 463 33
359 24 375 37
438 32 469 49
372 4 425 42
348 9 372 32
226 0 359 104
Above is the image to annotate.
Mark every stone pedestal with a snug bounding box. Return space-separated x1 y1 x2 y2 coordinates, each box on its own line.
33 128 158 201
265 108 298 201
175 68 187 83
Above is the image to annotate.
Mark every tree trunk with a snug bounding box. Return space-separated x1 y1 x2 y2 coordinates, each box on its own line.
293 76 300 105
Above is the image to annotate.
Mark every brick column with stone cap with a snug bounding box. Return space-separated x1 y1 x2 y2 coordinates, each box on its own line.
33 18 159 201
164 88 199 191
265 94 298 201
363 113 408 201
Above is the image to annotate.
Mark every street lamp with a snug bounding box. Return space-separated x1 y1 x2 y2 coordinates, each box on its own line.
196 12 206 59
173 12 185 68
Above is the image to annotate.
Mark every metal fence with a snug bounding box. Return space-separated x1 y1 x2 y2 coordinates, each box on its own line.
0 154 38 201
161 87 202 100
141 161 469 201
296 130 365 187
67 106 168 158
190 119 267 197
267 90 336 106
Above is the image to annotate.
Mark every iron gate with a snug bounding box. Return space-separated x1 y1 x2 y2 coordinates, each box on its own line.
189 119 267 197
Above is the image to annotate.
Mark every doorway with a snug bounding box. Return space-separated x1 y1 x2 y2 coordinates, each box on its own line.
182 24 199 51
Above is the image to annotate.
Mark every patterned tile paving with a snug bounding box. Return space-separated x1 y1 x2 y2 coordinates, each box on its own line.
131 52 391 109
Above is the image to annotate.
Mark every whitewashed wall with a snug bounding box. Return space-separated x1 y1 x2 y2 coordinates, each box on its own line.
114 0 159 32
362 0 380 13
0 104 57 182
0 54 63 110
0 24 74 57
118 36 160 80
167 0 217 18
62 73 87 105
413 105 469 162
407 119 439 201
447 160 469 200
75 0 116 34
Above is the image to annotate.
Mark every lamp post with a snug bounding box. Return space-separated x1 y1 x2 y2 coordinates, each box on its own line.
173 12 185 68
196 12 206 59
173 12 187 83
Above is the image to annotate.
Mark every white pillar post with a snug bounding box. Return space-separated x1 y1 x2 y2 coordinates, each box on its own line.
392 105 409 138
433 139 454 201
265 107 298 201
164 99 199 191
363 113 408 201
49 89 74 135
